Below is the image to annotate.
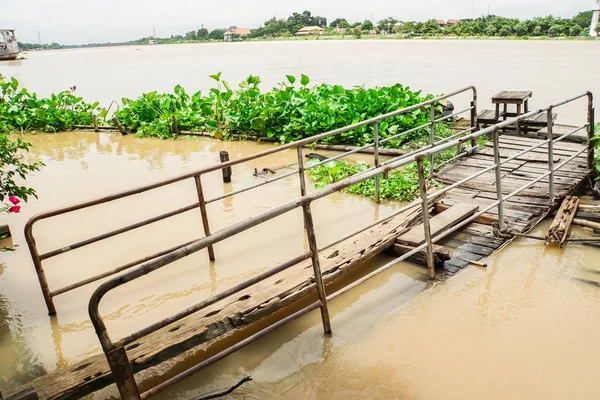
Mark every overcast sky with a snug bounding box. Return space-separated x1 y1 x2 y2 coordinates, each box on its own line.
1 0 594 44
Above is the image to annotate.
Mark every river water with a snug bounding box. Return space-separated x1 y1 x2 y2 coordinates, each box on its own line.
0 40 599 399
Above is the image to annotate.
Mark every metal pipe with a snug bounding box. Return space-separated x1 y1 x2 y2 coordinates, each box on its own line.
434 126 476 146
378 120 430 146
432 106 474 124
374 121 381 204
492 128 505 230
206 169 299 204
195 175 215 261
470 97 479 149
25 237 56 315
297 146 307 197
416 157 436 279
106 346 141 400
113 252 312 349
52 239 200 297
587 92 595 170
301 202 332 335
39 202 200 261
547 108 555 202
305 143 377 170
429 105 436 178
139 301 321 399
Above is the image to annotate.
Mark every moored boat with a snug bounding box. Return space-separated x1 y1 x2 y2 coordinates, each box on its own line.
0 29 20 60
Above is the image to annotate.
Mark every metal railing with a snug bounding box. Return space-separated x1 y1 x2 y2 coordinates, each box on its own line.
25 86 478 316
84 92 594 399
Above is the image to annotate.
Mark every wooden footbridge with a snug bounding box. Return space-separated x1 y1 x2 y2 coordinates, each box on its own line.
3 87 595 400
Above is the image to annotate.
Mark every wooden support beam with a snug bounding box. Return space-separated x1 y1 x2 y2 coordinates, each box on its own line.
545 196 579 247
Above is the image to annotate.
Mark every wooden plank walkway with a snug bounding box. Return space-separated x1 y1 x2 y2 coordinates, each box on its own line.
5 133 592 400
432 134 591 275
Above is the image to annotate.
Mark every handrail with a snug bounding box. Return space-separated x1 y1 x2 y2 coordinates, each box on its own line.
86 91 593 400
25 85 478 316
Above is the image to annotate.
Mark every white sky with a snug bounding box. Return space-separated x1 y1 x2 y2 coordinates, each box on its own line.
1 0 594 44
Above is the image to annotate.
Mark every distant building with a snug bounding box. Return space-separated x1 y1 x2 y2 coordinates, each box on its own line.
437 20 447 27
334 26 346 35
296 26 325 36
447 19 458 25
224 27 251 41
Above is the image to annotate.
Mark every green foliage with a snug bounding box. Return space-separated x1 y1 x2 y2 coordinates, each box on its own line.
111 73 439 145
0 134 43 205
593 123 600 176
306 159 441 202
252 10 327 38
0 75 99 133
306 123 460 202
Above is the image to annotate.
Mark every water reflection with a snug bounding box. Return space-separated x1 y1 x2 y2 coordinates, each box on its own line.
0 264 46 390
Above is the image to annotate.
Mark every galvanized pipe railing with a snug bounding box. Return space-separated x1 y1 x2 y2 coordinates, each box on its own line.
25 86 477 316
87 92 593 400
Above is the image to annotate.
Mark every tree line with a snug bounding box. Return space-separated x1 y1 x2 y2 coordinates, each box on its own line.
16 10 597 50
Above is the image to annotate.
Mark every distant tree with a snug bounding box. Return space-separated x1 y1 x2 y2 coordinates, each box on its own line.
330 18 350 28
514 22 528 36
420 19 442 35
197 28 209 40
548 24 563 36
569 25 581 36
485 25 497 36
362 19 374 31
571 11 593 30
498 26 512 37
352 27 362 38
377 17 398 34
532 25 543 36
208 29 226 40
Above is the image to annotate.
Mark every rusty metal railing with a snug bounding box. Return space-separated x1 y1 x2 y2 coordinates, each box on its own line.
25 86 478 316
81 92 595 399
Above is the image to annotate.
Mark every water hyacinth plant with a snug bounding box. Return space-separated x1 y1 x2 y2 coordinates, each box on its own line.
0 75 99 133
111 73 442 146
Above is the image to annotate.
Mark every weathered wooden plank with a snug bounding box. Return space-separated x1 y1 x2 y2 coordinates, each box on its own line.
397 204 479 247
545 196 579 246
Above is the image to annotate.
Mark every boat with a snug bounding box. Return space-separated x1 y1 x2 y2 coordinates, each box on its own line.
149 39 158 46
0 29 20 61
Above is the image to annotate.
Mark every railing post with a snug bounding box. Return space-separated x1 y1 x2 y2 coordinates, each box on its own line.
105 346 141 400
429 104 436 178
470 88 478 148
547 107 555 203
492 128 505 231
296 146 307 197
374 121 381 204
301 201 332 335
587 92 596 170
26 237 56 315
194 175 215 261
416 156 436 280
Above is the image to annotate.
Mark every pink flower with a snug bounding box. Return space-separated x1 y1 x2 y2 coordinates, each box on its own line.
8 196 20 205
8 206 21 214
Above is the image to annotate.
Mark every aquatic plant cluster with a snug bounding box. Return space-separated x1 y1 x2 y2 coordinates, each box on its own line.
111 73 440 146
0 76 98 133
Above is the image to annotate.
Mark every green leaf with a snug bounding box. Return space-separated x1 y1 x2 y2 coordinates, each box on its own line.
300 74 310 86
209 72 222 81
286 75 296 85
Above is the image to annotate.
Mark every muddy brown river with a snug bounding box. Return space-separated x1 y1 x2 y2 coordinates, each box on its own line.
1 40 600 399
